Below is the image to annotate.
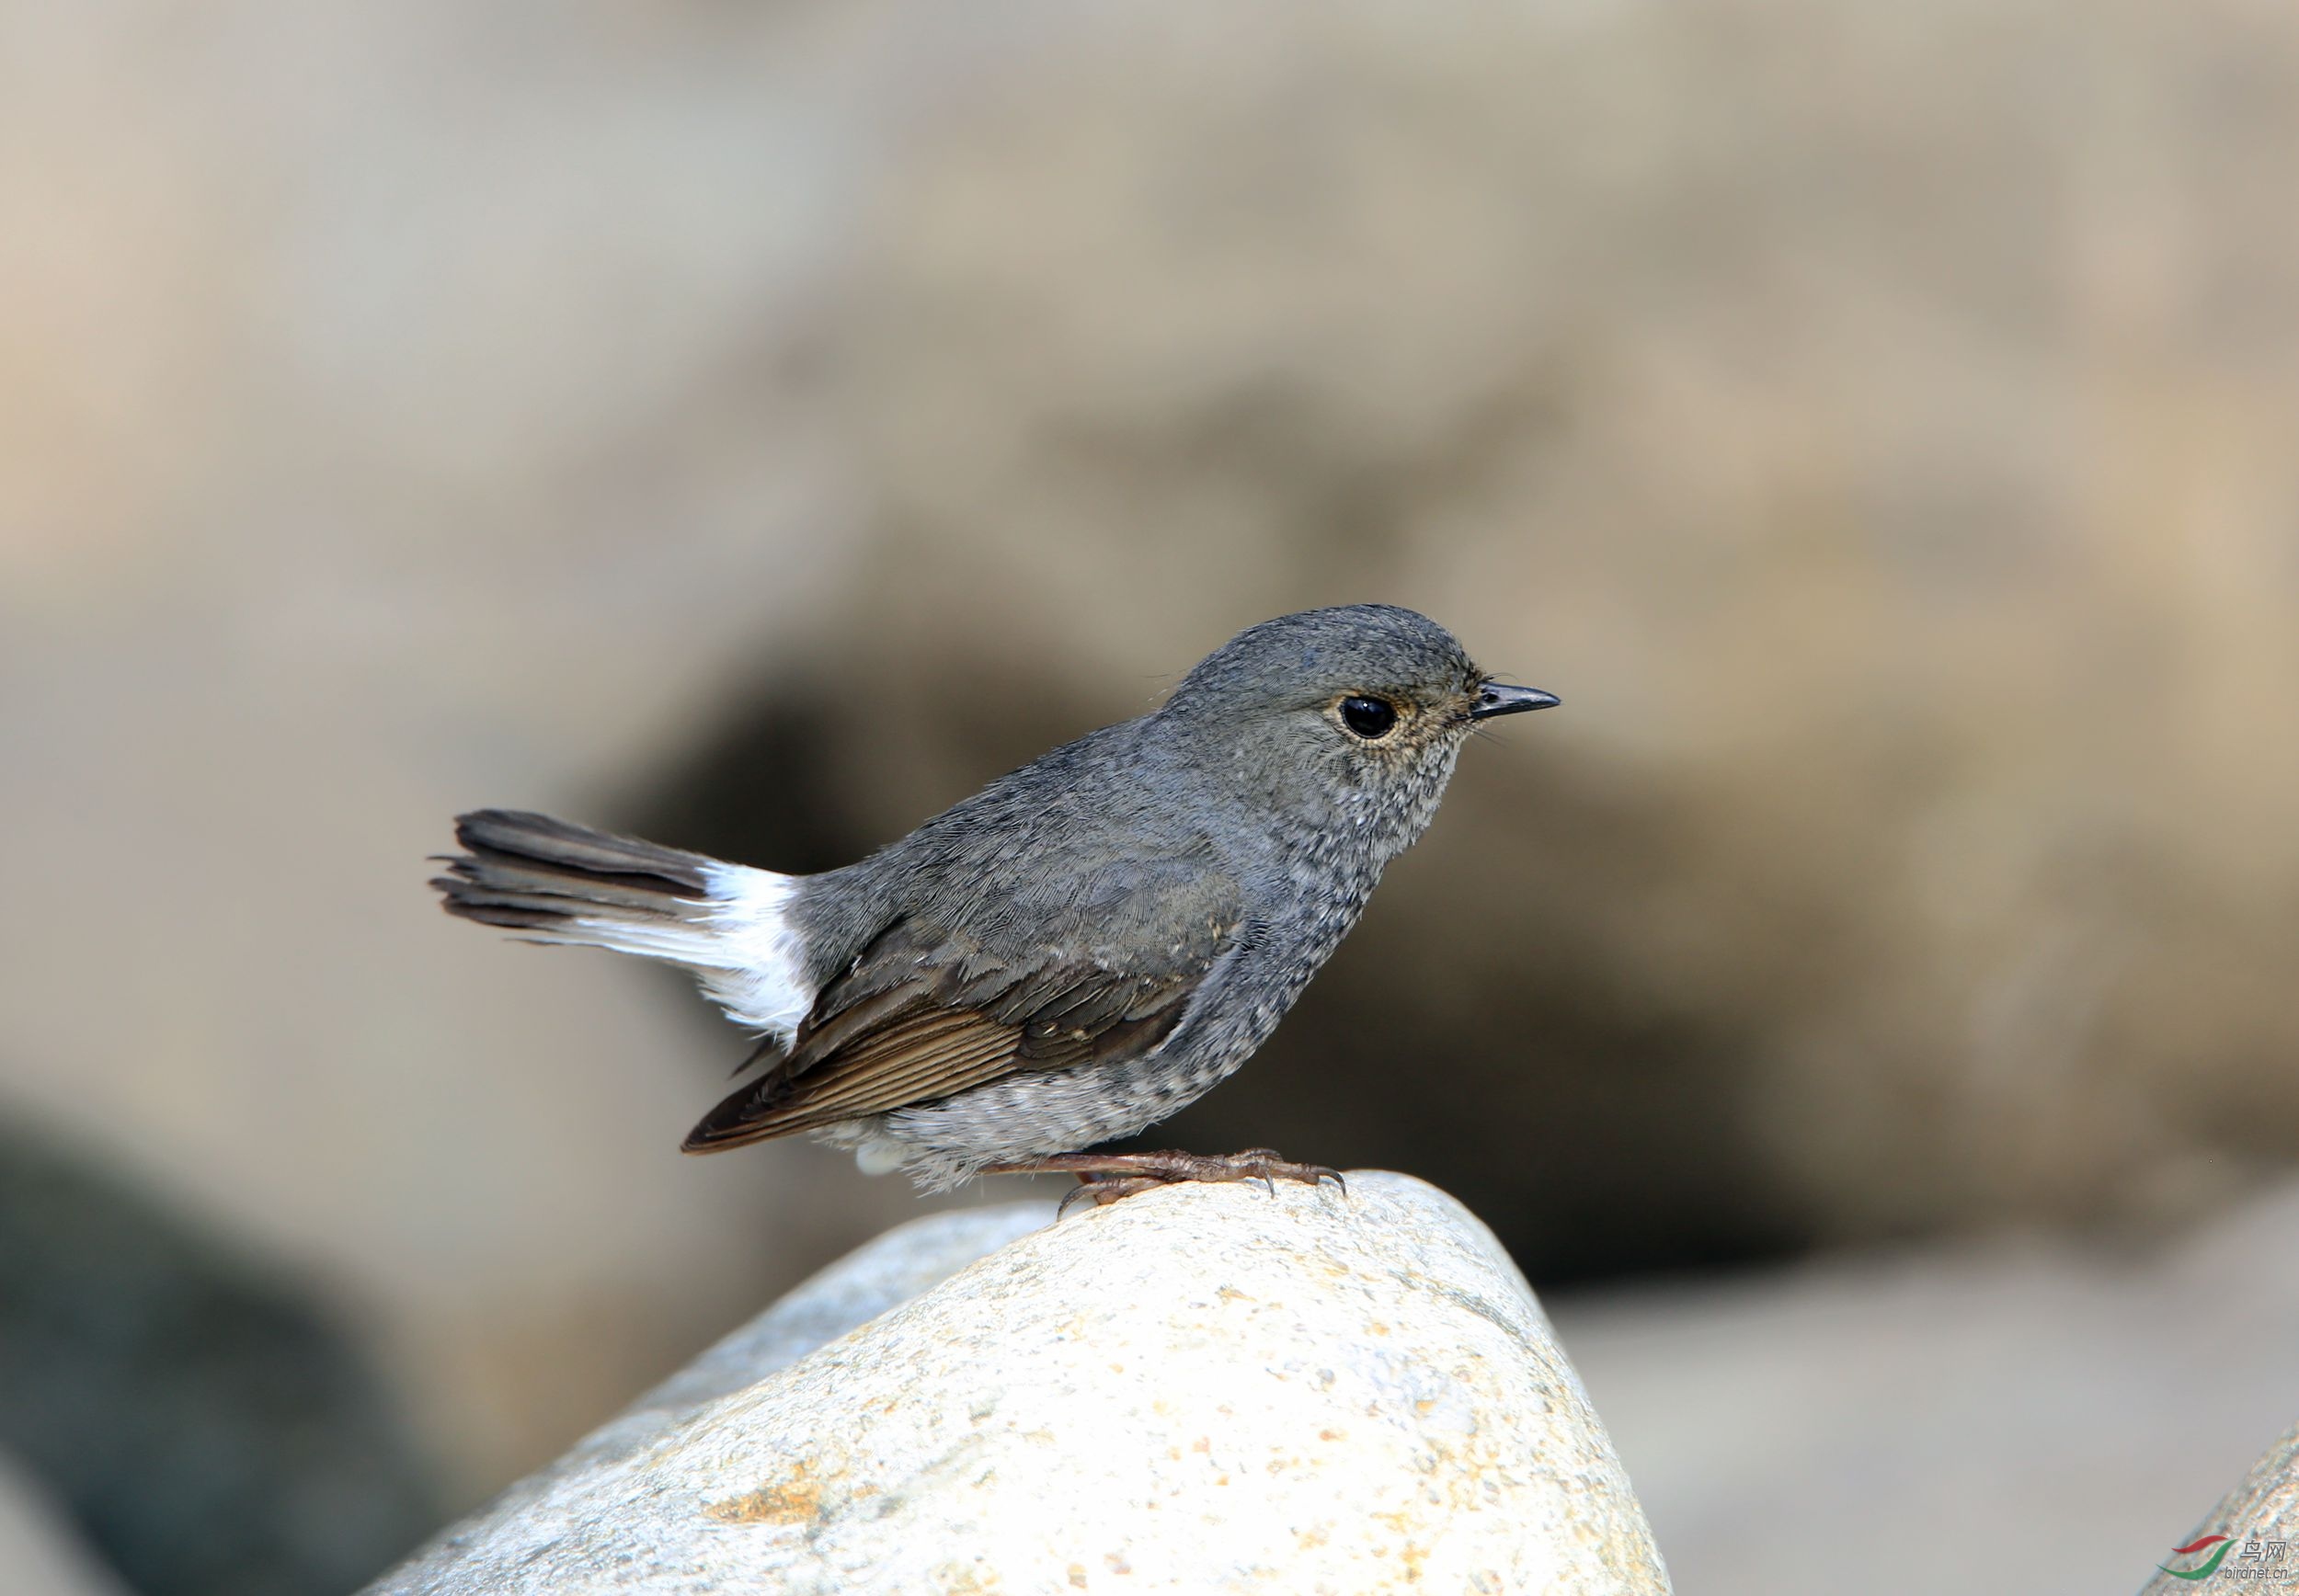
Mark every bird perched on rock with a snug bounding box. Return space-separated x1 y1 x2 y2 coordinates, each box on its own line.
431 605 1556 1204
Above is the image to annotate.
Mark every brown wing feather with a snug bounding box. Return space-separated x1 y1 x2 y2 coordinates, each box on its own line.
681 904 1232 1153
742 1005 1021 1128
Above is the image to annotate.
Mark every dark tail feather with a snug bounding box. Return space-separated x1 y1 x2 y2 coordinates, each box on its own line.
431 808 715 936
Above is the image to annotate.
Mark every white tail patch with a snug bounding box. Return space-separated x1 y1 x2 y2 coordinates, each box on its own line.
558 864 811 1042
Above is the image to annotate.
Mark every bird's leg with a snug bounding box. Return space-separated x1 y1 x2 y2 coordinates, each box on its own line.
982 1149 1346 1213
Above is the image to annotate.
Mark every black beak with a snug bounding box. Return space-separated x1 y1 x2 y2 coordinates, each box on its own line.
1470 681 1561 720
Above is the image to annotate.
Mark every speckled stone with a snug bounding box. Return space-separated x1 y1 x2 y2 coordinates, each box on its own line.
2139 1421 2299 1596
369 1172 1669 1595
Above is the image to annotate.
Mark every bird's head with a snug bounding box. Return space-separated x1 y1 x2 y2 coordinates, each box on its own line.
1158 604 1556 859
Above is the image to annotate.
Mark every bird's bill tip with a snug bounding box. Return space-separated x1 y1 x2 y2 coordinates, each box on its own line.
1469 681 1561 719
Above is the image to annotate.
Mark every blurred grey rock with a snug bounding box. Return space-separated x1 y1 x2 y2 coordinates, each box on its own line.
371 1173 1668 1595
1560 1178 2299 1596
0 1451 132 1596
0 1119 438 1596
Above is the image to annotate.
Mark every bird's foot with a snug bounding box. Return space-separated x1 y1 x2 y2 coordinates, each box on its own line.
981 1149 1345 1215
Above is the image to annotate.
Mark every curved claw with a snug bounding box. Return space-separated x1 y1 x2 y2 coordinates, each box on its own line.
1056 1172 1172 1216
1228 1149 1343 1191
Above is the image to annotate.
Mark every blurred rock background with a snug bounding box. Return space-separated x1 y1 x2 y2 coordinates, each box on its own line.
4 0 2296 1591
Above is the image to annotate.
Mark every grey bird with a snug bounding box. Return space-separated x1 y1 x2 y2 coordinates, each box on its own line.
430 605 1556 1204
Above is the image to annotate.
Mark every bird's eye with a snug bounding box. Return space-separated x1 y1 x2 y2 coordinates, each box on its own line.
1339 695 1398 738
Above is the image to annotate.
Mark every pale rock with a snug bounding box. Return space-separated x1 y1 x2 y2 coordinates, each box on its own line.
371 1172 1668 1594
2140 1422 2299 1595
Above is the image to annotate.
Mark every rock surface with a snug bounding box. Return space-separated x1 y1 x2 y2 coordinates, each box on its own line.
371 1173 1668 1594
2139 1422 2299 1595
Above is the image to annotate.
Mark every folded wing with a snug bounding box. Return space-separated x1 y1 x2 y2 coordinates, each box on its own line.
683 861 1240 1151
